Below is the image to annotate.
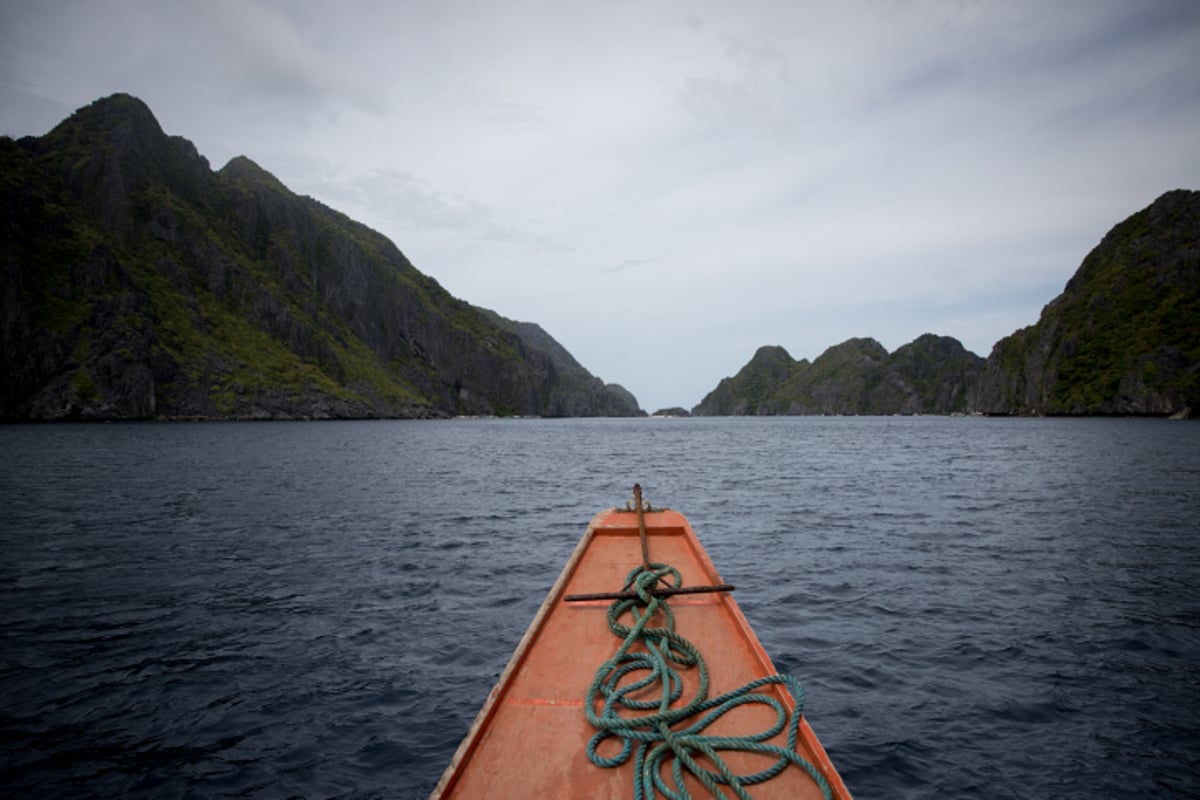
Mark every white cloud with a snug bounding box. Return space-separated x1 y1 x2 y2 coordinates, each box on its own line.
2 0 1199 413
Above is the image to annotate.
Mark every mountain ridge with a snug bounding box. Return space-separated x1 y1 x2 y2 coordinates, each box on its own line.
692 335 983 416
5 95 1194 420
972 188 1199 416
694 189 1198 418
1 94 644 420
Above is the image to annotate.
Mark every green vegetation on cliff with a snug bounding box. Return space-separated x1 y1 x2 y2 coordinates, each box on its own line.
693 191 1198 418
0 94 642 420
693 335 983 416
973 189 1199 416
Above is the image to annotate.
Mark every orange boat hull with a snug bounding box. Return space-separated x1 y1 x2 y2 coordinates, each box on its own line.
431 508 852 799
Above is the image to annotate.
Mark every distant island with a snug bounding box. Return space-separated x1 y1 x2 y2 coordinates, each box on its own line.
0 94 643 420
692 189 1198 419
692 335 982 416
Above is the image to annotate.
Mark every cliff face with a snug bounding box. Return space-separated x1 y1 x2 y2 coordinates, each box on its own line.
692 335 983 416
473 308 643 417
973 190 1199 416
0 94 642 420
692 345 798 416
692 191 1198 418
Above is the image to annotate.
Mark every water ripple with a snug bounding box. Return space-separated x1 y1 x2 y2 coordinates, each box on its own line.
1 418 1198 798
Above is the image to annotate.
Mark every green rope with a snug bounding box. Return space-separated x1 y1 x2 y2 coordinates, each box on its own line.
584 563 834 800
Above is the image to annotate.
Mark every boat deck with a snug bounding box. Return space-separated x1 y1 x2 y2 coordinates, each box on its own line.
431 508 850 799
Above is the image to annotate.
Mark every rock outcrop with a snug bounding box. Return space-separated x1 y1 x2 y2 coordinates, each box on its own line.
0 94 644 420
692 335 983 416
692 191 1198 418
972 189 1199 416
474 308 644 417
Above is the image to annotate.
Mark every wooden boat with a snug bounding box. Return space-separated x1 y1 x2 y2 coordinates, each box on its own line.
431 489 852 799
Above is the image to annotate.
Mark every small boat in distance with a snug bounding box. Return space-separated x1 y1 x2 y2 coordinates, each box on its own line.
431 487 852 799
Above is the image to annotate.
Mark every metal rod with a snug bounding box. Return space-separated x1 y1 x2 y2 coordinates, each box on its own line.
563 584 736 602
634 483 649 569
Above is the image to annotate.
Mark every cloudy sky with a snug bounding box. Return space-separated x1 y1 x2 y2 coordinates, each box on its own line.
3 1 1199 412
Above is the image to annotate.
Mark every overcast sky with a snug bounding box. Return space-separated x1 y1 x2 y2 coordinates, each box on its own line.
3 1 1199 412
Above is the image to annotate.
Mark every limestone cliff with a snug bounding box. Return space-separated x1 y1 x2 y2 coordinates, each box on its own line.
473 308 644 417
692 335 983 416
692 191 1198 418
972 189 1199 416
0 94 643 420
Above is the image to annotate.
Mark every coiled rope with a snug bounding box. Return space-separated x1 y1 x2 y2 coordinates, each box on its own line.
584 562 834 800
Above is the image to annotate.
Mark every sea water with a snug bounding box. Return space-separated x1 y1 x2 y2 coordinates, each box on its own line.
2 417 1197 798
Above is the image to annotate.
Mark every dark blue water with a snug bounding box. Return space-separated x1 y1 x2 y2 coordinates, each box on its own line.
1 417 1198 799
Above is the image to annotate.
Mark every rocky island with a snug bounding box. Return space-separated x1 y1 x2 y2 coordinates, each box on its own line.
692 190 1198 418
0 95 643 420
